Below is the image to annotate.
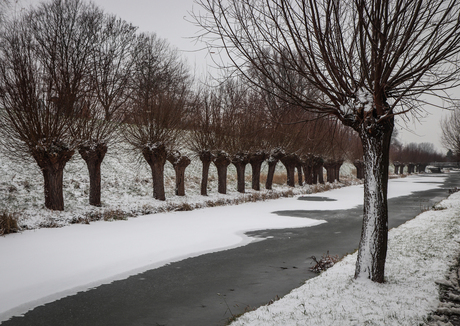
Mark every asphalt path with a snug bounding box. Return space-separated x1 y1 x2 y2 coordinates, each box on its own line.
2 173 459 326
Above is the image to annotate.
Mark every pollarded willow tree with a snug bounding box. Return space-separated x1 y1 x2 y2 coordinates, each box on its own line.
193 0 460 282
0 0 102 210
77 14 137 207
124 33 191 201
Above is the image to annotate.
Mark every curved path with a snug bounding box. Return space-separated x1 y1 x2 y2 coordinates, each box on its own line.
2 173 458 326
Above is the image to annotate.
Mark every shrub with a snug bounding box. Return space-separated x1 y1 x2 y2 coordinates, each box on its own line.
310 251 340 273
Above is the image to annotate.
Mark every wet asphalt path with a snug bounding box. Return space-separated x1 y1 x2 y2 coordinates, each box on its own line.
2 173 459 326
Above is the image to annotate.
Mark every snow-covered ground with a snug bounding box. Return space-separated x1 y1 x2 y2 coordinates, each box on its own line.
230 177 460 326
0 173 454 324
0 146 358 230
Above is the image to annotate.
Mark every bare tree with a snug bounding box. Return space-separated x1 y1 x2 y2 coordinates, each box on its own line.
188 86 219 195
77 14 137 206
124 33 190 201
441 106 460 160
194 0 460 282
0 0 102 210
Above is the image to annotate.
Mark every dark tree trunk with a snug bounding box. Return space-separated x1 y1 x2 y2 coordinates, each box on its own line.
303 164 313 185
393 161 400 175
232 154 249 193
408 163 415 174
324 162 335 183
32 148 74 211
418 163 427 173
249 152 266 191
280 154 298 187
354 120 393 283
399 164 405 174
296 164 303 186
354 160 365 180
265 159 278 190
334 160 343 182
199 151 213 196
266 150 285 190
79 143 108 207
312 165 318 184
317 164 324 184
214 152 231 194
142 144 167 201
168 153 191 196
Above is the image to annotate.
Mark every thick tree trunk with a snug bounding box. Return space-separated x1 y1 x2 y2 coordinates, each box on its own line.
354 160 365 179
232 154 249 193
303 164 313 185
399 164 405 174
199 151 213 196
418 163 427 173
393 161 400 175
79 143 108 207
214 152 230 194
266 150 285 190
296 164 303 186
168 153 191 196
265 159 278 190
408 163 415 174
334 160 344 182
324 162 335 183
32 148 74 211
354 123 393 283
249 152 266 191
280 154 297 187
142 144 167 201
317 164 324 184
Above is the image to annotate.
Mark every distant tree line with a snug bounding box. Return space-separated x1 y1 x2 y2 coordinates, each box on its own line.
390 140 444 174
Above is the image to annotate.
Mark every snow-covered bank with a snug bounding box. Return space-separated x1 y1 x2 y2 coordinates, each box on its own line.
0 174 448 323
0 148 358 230
230 188 460 325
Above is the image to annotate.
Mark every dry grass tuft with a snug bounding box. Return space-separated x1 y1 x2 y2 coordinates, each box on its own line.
0 210 20 235
175 202 194 211
272 173 287 185
103 209 128 221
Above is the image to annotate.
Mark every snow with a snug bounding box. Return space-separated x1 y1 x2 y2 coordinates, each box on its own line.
356 87 374 113
0 202 325 321
1 146 355 230
0 173 451 324
230 181 460 325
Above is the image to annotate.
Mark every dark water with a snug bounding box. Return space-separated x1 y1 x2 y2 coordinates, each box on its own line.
297 196 337 201
1 173 458 326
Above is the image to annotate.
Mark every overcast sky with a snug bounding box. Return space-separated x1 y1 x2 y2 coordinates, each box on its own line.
17 0 455 152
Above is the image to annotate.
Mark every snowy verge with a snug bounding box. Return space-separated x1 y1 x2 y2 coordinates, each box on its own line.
229 191 460 326
0 148 360 230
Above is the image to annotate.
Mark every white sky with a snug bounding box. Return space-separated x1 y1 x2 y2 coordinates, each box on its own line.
15 0 457 153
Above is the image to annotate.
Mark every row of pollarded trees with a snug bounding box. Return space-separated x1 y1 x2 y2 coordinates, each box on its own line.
390 140 444 174
193 0 460 283
0 0 359 211
0 0 192 209
187 77 360 196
